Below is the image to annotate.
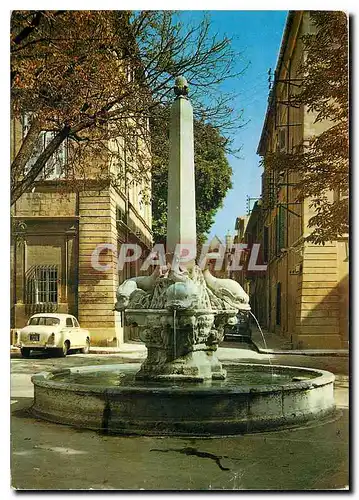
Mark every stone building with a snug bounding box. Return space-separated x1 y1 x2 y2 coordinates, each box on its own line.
242 11 348 349
230 215 249 290
205 234 233 278
11 118 152 346
233 204 268 328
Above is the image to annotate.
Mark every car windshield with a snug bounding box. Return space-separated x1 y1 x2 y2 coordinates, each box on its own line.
28 317 60 326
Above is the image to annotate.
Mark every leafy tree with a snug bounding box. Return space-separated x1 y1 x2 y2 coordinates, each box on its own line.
263 11 348 244
11 10 243 205
151 105 233 245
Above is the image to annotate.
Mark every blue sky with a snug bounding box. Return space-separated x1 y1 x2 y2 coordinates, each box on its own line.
184 11 288 242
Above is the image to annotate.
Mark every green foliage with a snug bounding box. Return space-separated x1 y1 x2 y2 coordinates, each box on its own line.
150 106 232 245
263 11 348 244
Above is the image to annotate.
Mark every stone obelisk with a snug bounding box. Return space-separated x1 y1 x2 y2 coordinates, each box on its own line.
166 76 197 266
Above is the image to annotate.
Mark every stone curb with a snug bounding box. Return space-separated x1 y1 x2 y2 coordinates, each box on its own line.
252 344 349 357
10 346 349 357
89 350 146 355
10 346 146 356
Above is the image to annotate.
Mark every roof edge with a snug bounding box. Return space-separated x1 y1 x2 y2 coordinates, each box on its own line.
257 11 297 156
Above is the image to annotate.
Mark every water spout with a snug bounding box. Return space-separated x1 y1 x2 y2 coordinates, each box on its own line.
249 311 268 350
249 311 273 378
173 309 177 359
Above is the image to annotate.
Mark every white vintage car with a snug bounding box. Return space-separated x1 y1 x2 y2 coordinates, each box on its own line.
15 313 90 358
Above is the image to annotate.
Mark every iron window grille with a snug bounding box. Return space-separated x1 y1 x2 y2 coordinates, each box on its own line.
26 265 58 304
263 170 276 210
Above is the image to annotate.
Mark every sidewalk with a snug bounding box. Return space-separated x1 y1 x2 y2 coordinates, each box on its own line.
11 331 348 358
10 341 147 357
89 341 147 355
250 326 349 357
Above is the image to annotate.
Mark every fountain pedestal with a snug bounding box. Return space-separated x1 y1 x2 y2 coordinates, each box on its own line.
121 265 240 382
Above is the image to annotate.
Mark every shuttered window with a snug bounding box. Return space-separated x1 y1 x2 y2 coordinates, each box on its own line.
275 205 286 255
263 226 269 263
263 170 276 210
22 114 67 179
276 282 281 325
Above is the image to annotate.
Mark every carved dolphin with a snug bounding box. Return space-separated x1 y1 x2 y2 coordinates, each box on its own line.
202 269 250 310
115 267 161 311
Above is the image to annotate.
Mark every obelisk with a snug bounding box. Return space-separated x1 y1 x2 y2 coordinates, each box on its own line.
166 76 197 267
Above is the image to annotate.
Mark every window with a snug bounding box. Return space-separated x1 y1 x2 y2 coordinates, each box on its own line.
276 282 281 326
263 226 269 263
116 205 126 223
277 129 286 151
42 131 67 179
26 265 58 304
66 317 73 327
275 205 286 255
263 170 276 209
138 190 145 217
22 114 67 179
28 316 60 326
72 317 79 327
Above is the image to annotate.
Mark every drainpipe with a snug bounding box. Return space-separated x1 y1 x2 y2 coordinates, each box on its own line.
12 231 16 329
286 57 291 341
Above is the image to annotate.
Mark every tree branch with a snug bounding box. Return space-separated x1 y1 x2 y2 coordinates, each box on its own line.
11 125 70 205
11 117 42 183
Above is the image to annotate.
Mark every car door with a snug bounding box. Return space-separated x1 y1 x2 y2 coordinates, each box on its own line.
71 317 83 347
64 316 75 347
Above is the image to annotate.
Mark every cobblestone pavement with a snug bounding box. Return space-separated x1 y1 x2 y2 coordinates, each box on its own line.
10 348 349 490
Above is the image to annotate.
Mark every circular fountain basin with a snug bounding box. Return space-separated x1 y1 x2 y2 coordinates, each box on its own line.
31 363 335 436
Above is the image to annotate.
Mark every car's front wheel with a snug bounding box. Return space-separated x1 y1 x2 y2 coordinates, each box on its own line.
20 347 31 358
81 339 90 354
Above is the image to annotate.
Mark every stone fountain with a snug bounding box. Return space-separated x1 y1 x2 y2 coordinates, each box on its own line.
31 77 336 436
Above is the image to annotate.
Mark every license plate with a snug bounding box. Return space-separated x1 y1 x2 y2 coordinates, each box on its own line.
29 334 40 341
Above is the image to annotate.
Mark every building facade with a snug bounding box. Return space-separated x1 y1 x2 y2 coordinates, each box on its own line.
206 234 234 278
242 11 348 349
11 118 152 346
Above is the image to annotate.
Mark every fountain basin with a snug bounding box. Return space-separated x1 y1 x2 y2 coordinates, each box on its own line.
31 363 335 436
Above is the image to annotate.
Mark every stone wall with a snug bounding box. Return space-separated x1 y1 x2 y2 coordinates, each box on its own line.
77 189 120 345
294 242 342 349
11 220 78 329
15 191 77 217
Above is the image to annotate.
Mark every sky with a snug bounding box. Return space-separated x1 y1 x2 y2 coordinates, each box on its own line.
183 10 288 242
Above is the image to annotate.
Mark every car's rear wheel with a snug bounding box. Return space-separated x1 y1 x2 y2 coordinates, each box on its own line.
57 340 70 357
20 348 31 358
81 339 90 354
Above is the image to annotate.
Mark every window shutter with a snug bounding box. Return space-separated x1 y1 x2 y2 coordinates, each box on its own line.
263 226 269 263
276 205 286 254
278 129 286 151
25 131 45 176
279 205 285 250
43 131 55 178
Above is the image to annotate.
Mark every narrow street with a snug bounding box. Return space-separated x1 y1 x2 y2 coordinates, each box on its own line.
11 347 349 490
